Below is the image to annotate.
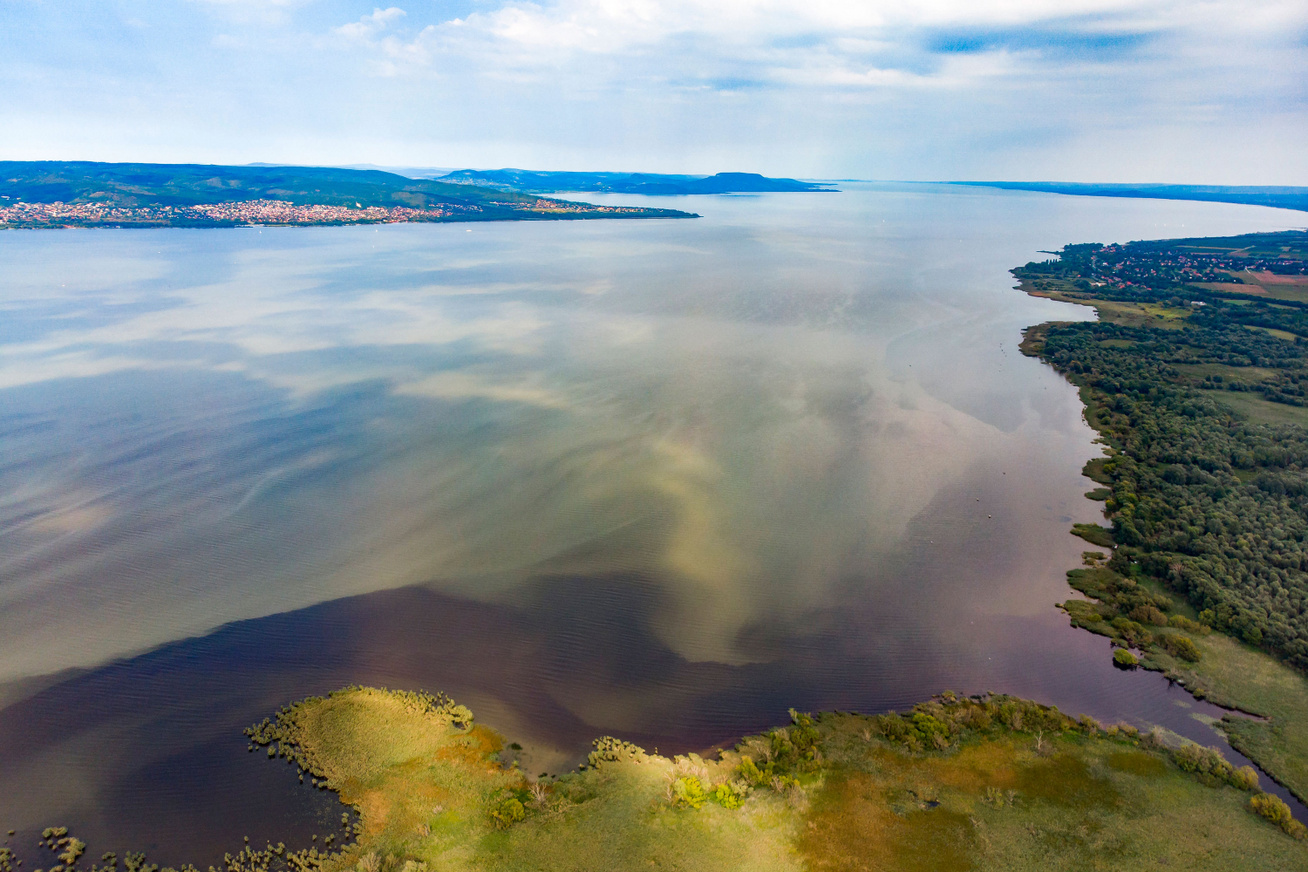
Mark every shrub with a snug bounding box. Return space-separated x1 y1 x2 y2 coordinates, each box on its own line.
736 755 770 786
1129 604 1169 626
672 777 707 809
490 797 525 828
871 713 911 743
1158 633 1201 662
771 774 801 792
1173 743 1233 785
911 712 951 746
1113 649 1139 668
1250 792 1307 838
712 780 749 809
1110 617 1153 647
1168 614 1208 634
1231 766 1260 791
953 705 992 731
788 710 821 763
770 729 795 762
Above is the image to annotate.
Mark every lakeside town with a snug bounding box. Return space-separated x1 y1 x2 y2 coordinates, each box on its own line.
0 196 675 228
1081 242 1308 291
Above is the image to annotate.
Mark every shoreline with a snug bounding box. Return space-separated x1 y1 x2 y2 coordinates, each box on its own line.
9 687 1302 872
1010 231 1308 810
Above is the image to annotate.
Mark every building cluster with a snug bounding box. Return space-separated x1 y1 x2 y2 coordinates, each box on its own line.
0 199 473 227
0 196 659 229
1087 244 1307 291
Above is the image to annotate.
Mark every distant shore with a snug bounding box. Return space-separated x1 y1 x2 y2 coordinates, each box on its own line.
0 161 700 228
0 197 695 229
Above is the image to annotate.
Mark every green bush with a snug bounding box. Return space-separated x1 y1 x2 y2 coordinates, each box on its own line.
1231 766 1261 791
1113 649 1139 668
1174 743 1234 786
1158 633 1202 662
1110 617 1154 647
672 777 707 809
1250 792 1307 838
1168 614 1208 634
712 781 749 809
490 797 525 829
1129 604 1169 626
736 755 771 786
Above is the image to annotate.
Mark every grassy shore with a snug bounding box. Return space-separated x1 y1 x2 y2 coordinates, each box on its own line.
10 689 1306 870
202 687 1308 871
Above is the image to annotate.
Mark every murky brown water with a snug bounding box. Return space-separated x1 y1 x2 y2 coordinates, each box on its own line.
0 184 1302 862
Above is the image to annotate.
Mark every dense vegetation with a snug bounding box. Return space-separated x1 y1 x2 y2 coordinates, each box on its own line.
0 162 695 224
1016 231 1308 667
9 687 1302 872
959 182 1308 213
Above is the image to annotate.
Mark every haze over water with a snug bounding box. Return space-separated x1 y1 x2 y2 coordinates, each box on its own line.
0 184 1303 859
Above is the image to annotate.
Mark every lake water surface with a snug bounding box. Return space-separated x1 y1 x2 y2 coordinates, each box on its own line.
0 184 1303 862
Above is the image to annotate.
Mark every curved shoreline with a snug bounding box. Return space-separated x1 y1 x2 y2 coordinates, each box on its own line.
1010 231 1308 811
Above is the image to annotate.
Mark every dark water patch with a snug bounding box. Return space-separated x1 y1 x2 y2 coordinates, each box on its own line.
4 573 1304 863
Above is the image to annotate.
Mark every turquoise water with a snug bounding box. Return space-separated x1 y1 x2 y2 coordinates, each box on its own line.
0 184 1302 860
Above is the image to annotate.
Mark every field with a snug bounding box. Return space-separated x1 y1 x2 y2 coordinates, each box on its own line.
1194 273 1308 304
1207 390 1308 427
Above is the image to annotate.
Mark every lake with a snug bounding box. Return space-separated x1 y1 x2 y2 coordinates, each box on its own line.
0 183 1302 862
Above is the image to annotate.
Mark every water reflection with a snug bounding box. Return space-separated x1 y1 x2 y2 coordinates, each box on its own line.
0 185 1302 859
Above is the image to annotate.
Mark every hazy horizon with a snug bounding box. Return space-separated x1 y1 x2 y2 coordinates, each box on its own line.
3 1 1305 185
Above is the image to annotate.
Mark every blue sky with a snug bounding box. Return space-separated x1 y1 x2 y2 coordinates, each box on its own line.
2 0 1305 181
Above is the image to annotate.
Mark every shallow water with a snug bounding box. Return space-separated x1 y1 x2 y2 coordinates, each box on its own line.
0 184 1303 862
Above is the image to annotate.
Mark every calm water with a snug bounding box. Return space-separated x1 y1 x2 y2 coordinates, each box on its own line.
0 184 1303 862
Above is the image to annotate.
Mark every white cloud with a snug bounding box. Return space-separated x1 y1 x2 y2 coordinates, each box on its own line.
3 0 1305 180
334 6 407 42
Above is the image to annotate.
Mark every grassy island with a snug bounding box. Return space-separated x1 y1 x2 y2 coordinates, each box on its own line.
1014 230 1308 804
8 688 1305 872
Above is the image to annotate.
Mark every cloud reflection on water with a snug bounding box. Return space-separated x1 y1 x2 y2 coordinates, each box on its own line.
0 185 1299 694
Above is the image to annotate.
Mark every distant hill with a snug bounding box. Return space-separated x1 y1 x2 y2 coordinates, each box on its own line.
953 181 1308 214
0 161 696 227
436 169 837 195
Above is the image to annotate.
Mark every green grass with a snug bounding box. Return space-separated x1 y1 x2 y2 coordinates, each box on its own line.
1207 390 1308 427
1148 633 1308 805
1058 559 1308 806
1173 363 1279 385
1071 524 1116 548
1019 282 1194 330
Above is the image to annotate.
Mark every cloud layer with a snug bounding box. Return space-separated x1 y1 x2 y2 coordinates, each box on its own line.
1 0 1305 181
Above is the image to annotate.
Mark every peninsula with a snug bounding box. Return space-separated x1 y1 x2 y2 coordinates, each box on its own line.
0 162 697 229
5 687 1304 872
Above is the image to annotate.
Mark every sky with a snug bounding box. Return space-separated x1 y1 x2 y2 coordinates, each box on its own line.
1 0 1306 182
